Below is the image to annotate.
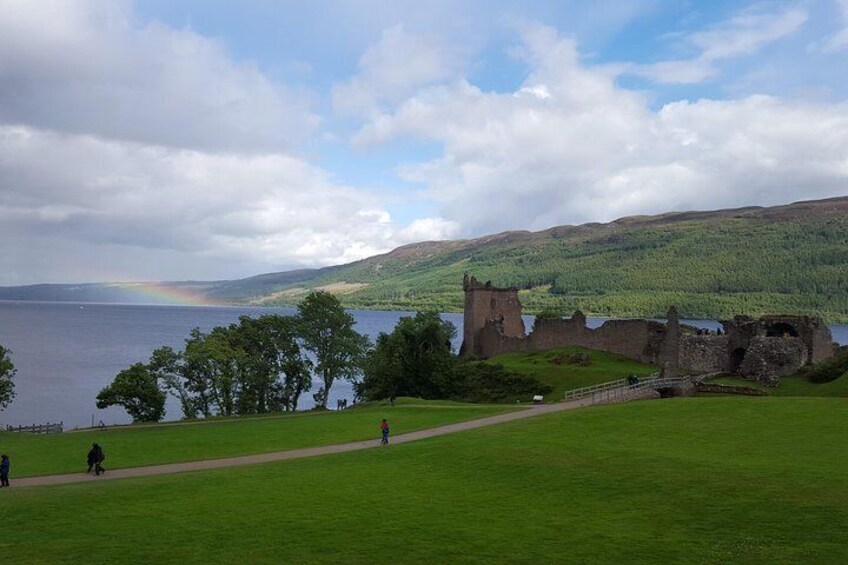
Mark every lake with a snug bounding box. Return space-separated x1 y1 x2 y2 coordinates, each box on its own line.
1 301 846 429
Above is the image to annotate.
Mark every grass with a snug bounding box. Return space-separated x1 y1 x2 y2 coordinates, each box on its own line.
488 345 658 400
710 371 848 397
1 397 846 563
0 400 516 477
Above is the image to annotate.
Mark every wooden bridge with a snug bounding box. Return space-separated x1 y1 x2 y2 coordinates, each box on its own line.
563 375 693 404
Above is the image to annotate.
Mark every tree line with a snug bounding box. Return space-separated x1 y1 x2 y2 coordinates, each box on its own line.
99 295 549 423
97 291 369 422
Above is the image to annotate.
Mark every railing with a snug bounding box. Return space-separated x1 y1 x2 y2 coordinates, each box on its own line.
564 375 691 403
563 378 628 401
6 422 63 434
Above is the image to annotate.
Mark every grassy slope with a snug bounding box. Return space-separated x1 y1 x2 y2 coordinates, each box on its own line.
712 371 848 397
2 398 846 563
0 402 515 477
487 346 659 399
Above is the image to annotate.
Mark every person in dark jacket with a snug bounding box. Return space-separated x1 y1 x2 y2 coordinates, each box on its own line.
87 443 106 475
0 454 9 487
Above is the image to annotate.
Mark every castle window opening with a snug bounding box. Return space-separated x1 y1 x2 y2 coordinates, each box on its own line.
765 322 799 338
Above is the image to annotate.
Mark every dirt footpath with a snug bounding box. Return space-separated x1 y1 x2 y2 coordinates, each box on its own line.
15 398 593 488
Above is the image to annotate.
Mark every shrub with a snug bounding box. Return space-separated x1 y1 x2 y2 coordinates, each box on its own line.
454 361 553 403
796 348 848 384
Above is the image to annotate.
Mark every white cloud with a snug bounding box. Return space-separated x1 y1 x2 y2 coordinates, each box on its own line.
332 24 462 117
352 24 848 235
633 4 808 84
0 0 317 152
399 218 462 242
820 0 848 51
0 125 448 283
1 2 846 286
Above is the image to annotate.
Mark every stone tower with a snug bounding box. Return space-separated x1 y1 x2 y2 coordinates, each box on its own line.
460 275 526 357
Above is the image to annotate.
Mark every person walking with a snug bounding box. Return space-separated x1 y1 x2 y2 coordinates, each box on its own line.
87 443 106 476
380 419 390 445
0 454 9 487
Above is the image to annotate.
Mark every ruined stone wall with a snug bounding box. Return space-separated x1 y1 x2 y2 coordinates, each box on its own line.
581 319 657 363
658 307 680 376
459 275 833 381
525 316 588 351
475 322 528 357
805 319 835 363
679 335 730 373
739 336 806 386
480 315 671 365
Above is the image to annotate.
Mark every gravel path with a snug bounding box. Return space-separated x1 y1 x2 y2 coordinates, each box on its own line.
13 398 594 488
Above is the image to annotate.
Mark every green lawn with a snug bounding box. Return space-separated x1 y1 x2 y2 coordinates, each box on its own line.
2 397 845 563
710 372 848 397
489 345 658 400
0 400 515 477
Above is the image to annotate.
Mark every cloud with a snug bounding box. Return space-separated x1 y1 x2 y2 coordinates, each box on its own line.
820 0 848 51
352 24 848 235
633 4 808 83
0 1 453 284
332 24 462 117
0 0 317 152
0 125 445 283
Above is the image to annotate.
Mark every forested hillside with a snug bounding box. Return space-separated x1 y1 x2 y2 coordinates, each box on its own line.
232 197 848 322
3 197 847 321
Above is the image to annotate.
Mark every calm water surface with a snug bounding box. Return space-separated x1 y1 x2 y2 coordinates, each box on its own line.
0 301 845 429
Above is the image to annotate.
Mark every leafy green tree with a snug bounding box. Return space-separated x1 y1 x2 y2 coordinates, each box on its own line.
535 307 564 320
230 315 312 413
297 291 370 409
360 312 457 400
148 345 200 419
0 344 15 411
96 363 166 422
185 326 243 417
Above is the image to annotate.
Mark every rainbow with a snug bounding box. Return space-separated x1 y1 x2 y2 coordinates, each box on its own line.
105 281 220 306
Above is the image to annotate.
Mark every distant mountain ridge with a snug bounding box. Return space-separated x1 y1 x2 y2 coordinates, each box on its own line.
3 196 848 321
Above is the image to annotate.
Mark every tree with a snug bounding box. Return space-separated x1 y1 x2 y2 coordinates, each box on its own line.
148 345 199 419
297 291 370 409
359 312 457 400
0 344 16 411
185 326 242 417
96 363 166 422
230 315 312 413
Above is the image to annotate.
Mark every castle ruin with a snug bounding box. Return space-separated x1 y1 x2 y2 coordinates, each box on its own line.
459 275 834 385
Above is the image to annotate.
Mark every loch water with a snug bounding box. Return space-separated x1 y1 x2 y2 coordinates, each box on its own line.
1 301 846 429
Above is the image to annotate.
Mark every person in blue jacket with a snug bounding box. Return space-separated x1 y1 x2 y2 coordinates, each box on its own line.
0 454 10 487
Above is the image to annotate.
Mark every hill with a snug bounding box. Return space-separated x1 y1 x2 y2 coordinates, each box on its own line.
2 196 848 321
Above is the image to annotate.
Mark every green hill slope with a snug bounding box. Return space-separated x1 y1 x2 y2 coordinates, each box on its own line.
3 196 847 320
225 196 848 321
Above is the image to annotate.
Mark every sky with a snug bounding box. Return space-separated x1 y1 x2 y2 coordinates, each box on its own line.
1 0 846 285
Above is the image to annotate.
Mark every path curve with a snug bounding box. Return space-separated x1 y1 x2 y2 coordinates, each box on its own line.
14 398 594 488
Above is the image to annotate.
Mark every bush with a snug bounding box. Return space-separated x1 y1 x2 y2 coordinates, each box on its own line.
454 361 553 403
796 348 848 384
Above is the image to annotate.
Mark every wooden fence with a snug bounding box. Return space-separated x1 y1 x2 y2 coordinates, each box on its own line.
6 422 64 434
